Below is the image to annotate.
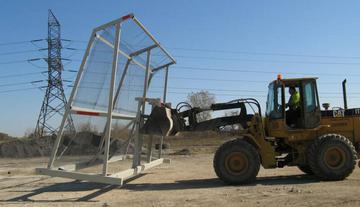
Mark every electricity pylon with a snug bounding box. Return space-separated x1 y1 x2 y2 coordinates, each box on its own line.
34 9 75 137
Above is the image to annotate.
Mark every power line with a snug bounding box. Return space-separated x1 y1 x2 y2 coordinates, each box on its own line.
0 71 45 79
168 47 360 60
63 62 360 78
172 55 360 65
166 85 360 96
41 44 360 66
68 55 360 72
66 83 360 96
2 39 360 61
64 50 360 65
67 83 266 93
167 86 358 95
64 85 360 99
0 49 40 56
0 40 30 47
0 81 34 87
0 39 72 47
164 91 360 99
167 76 345 85
65 69 355 85
0 86 40 94
174 66 360 77
0 79 354 98
0 80 45 88
0 59 27 65
65 40 360 59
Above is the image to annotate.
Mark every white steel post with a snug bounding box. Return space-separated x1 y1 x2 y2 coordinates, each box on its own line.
158 66 169 159
132 49 151 167
131 103 142 168
102 23 121 175
146 135 154 162
48 32 96 169
163 66 169 103
158 136 164 159
113 59 131 107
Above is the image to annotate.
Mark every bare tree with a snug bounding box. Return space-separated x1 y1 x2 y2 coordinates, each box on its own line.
111 121 131 139
24 128 36 138
78 121 98 133
187 90 216 122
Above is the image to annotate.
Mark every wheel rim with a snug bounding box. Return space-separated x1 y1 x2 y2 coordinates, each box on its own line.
324 146 346 170
225 152 249 175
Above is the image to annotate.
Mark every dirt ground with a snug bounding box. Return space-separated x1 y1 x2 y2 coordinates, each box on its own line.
0 136 360 207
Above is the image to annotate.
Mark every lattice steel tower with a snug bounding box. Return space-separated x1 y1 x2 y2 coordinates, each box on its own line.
34 10 75 137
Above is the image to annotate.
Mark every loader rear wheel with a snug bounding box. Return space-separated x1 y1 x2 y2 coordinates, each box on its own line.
297 165 313 175
307 134 357 181
213 139 260 185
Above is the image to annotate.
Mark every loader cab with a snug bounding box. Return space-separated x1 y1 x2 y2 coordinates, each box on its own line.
265 77 321 132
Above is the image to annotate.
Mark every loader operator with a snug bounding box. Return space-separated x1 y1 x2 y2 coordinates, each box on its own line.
286 86 300 127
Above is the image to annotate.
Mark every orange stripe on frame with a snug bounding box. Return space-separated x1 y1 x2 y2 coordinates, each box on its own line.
75 111 100 116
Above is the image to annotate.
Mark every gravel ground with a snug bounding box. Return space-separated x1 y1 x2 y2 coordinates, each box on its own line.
0 152 360 207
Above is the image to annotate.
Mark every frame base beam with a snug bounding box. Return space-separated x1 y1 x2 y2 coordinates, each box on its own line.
36 158 168 186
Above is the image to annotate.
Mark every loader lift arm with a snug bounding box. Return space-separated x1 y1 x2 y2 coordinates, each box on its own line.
175 98 262 132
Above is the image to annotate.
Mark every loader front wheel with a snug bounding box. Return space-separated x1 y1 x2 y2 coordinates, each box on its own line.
213 139 260 185
308 134 357 181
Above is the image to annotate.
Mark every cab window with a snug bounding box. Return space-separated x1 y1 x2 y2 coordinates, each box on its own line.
266 83 275 117
304 82 317 112
266 83 283 119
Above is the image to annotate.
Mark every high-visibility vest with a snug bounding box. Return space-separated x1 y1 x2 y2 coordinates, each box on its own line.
289 91 300 110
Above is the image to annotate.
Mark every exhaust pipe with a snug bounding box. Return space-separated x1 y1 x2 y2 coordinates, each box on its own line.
342 79 348 110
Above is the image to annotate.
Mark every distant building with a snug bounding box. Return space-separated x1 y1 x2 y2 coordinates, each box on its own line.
0 132 9 140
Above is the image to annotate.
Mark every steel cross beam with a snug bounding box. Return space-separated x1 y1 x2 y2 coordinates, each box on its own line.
95 33 147 70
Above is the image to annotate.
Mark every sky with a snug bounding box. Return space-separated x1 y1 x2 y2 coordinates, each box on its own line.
1 0 360 137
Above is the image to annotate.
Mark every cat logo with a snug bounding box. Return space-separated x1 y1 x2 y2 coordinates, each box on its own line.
355 108 360 115
333 109 345 118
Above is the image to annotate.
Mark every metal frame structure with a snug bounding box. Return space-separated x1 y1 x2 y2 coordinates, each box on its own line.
36 13 176 186
34 9 75 137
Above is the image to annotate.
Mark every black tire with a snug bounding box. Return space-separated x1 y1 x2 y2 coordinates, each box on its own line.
307 134 357 181
297 165 314 175
213 139 260 185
